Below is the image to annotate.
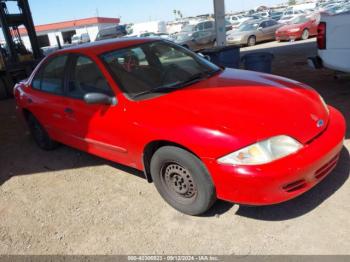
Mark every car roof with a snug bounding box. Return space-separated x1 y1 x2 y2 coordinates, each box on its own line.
54 37 155 56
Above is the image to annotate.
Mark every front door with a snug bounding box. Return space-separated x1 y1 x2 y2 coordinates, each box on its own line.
61 54 130 164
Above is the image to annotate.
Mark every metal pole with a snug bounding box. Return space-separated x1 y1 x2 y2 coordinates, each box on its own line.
18 0 42 59
0 2 18 62
213 0 226 47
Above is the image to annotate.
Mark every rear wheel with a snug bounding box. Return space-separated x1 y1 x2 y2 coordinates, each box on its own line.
247 36 256 46
301 29 309 40
150 146 216 215
27 113 59 150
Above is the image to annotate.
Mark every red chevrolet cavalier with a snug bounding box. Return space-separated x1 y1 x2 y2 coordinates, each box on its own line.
14 38 345 215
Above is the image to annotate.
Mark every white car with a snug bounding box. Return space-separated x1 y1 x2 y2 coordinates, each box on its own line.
71 33 90 45
308 12 350 73
278 14 300 24
226 15 250 28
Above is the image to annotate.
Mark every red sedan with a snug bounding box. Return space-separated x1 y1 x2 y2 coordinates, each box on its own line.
276 15 319 41
14 38 345 215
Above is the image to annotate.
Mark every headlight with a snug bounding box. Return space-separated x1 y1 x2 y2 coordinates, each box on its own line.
319 95 329 115
217 135 303 165
288 28 300 33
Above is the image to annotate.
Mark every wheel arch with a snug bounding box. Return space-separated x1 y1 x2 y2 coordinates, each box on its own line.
247 35 256 44
142 140 200 183
22 108 31 121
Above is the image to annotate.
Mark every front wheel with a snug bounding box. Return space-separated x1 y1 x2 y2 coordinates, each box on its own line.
301 29 309 40
150 146 216 215
247 36 256 46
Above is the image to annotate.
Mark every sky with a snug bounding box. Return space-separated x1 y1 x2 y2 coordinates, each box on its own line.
23 0 285 25
0 0 285 41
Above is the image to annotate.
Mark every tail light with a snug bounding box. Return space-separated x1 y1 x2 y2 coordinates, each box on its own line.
317 22 326 50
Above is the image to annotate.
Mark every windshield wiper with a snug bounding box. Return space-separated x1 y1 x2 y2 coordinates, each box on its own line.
133 69 221 99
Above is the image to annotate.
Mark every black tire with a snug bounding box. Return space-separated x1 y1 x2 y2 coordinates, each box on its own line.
27 113 59 150
150 146 216 215
247 36 256 46
301 29 309 40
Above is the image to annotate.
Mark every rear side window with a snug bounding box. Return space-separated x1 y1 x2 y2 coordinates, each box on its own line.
32 55 68 94
67 55 113 99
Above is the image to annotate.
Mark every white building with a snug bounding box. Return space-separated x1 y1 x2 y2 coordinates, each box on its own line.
19 17 120 51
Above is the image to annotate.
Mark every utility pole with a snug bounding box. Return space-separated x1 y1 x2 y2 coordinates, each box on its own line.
213 0 226 47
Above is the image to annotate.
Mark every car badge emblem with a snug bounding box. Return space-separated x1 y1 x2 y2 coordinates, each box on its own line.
317 119 325 128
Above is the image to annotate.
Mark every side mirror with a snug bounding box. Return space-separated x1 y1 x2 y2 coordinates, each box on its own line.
258 27 263 31
84 93 117 106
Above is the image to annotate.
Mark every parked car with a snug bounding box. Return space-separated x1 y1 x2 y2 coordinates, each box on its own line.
129 21 167 37
278 14 303 24
14 38 346 215
226 14 250 28
227 19 282 46
282 9 305 17
95 25 127 41
276 15 320 41
308 12 350 73
256 11 270 18
174 20 216 50
270 11 284 21
139 32 172 40
71 33 90 45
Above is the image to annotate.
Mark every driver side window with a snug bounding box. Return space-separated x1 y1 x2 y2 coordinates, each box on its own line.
68 55 114 99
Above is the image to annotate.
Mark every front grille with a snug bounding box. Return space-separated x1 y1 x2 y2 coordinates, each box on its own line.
314 154 339 180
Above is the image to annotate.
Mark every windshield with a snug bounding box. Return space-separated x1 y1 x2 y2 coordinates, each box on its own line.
280 16 292 21
101 41 220 100
181 25 195 32
238 23 259 32
175 33 191 42
291 16 309 24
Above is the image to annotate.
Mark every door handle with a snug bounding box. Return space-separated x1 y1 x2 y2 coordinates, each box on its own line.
64 108 74 114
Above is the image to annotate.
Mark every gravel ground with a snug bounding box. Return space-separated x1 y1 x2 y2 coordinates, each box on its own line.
0 39 349 255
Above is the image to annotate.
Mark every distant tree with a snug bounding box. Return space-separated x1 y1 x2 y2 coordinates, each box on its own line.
288 0 297 5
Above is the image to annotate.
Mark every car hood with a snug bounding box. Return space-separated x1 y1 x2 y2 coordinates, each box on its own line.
136 69 329 151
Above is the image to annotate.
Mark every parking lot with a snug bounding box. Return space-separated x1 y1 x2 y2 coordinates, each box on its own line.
0 38 349 255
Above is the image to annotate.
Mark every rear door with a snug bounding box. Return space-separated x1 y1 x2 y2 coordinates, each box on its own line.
26 54 69 141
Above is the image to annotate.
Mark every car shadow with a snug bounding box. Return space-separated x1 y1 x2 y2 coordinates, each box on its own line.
234 147 349 221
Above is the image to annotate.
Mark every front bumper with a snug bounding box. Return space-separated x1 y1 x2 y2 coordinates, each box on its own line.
276 31 302 41
226 38 244 45
203 106 346 205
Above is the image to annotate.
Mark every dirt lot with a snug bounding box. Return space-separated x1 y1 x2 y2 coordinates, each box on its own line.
0 39 349 255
